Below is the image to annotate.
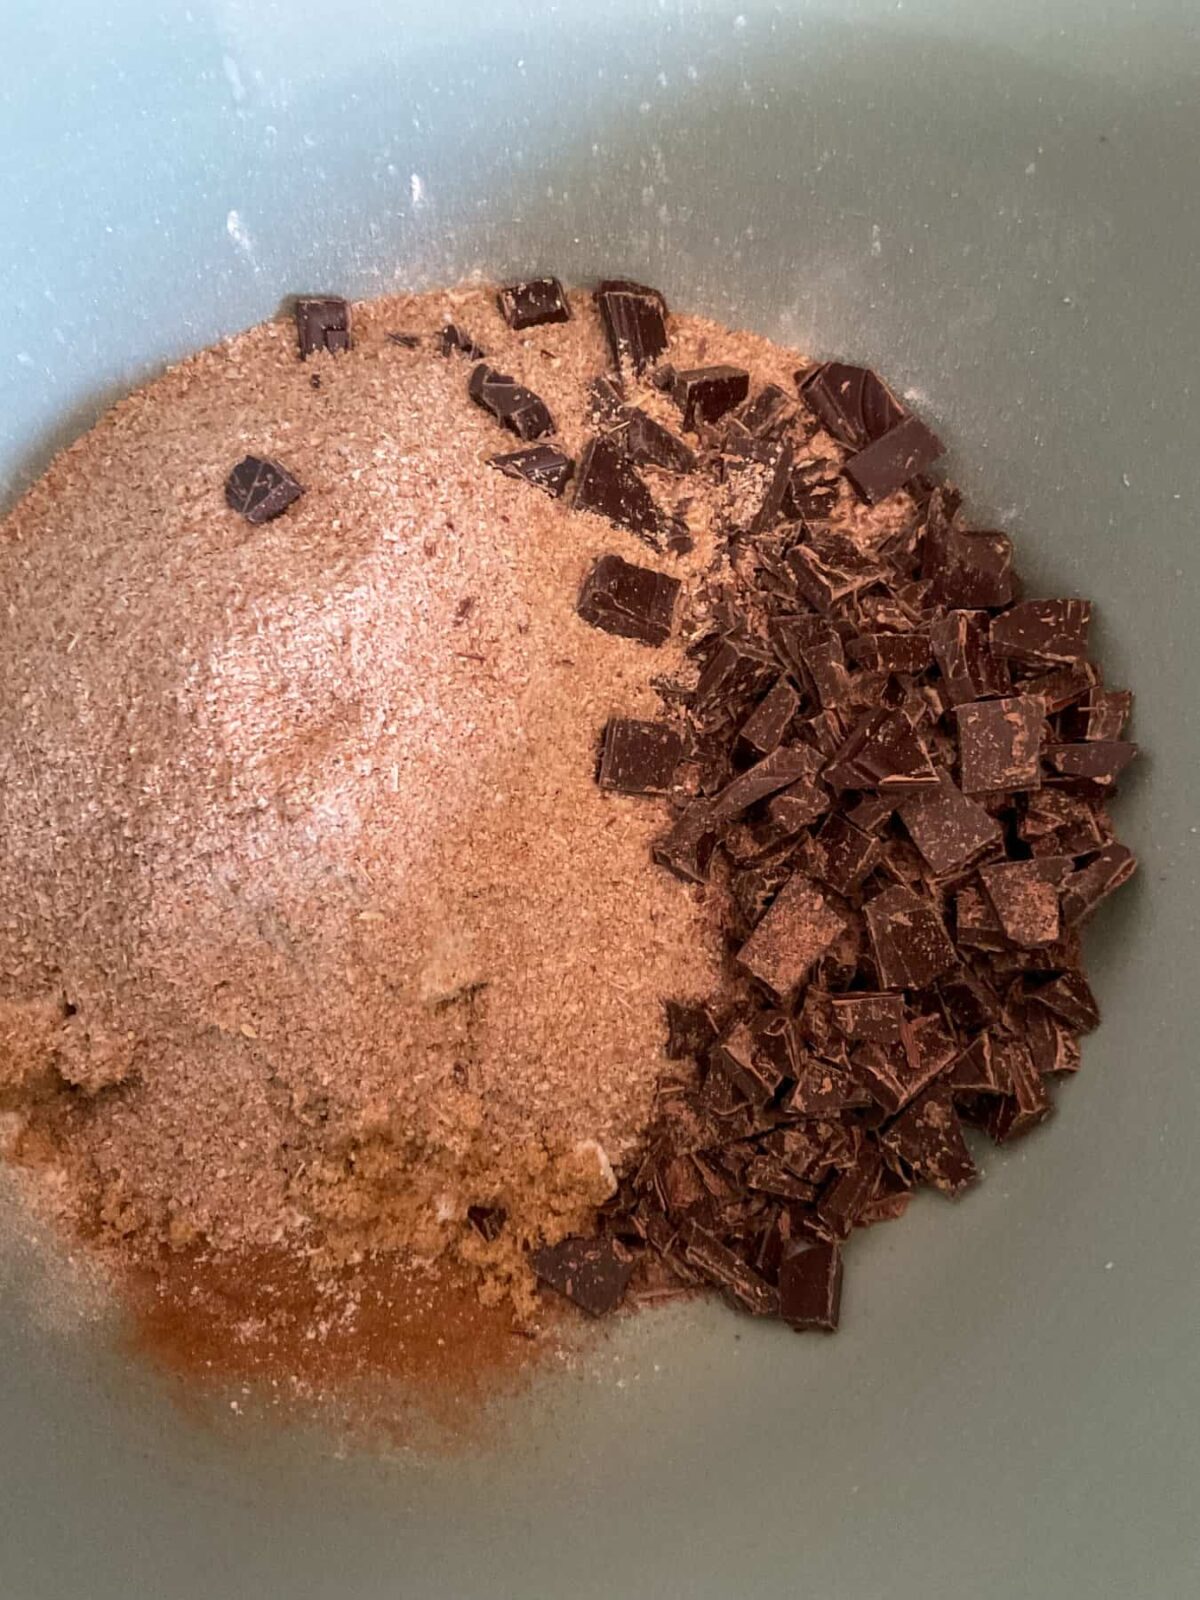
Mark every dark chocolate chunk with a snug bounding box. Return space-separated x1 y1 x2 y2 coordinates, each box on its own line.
440 324 485 359
467 1204 507 1242
771 616 850 709
827 709 938 794
576 553 679 647
865 884 959 990
294 295 351 358
923 526 1017 609
779 1243 843 1331
653 801 718 883
672 365 751 430
843 415 944 504
736 872 846 998
719 438 793 537
664 1000 719 1061
808 812 881 895
979 861 1061 947
899 772 1003 877
598 718 683 795
783 462 841 522
847 632 933 674
738 679 801 758
1062 689 1133 743
989 599 1092 667
786 530 883 614
954 882 1008 950
386 331 422 348
798 363 906 450
1027 1008 1082 1076
739 384 794 437
1042 741 1138 786
947 1031 1007 1094
587 374 627 424
595 280 669 374
930 611 1011 706
709 1019 787 1106
985 1041 1053 1143
784 1058 871 1117
496 276 570 329
710 745 822 821
880 1082 976 1195
468 363 554 440
224 456 304 525
744 1157 817 1204
767 779 831 834
1030 970 1100 1032
681 1222 779 1316
829 993 905 1043
573 435 664 542
488 443 574 497
815 1147 882 1241
955 696 1043 793
531 1235 634 1316
850 1020 956 1116
1060 843 1137 925
619 409 697 474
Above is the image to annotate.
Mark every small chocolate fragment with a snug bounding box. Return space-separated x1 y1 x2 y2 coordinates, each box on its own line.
467 1204 507 1242
224 456 304 525
771 616 850 708
815 1147 882 1241
985 1041 1052 1143
531 1235 634 1316
826 709 938 793
1024 662 1098 715
784 1058 871 1117
664 1000 719 1061
739 384 794 438
955 696 1043 793
808 812 881 895
847 633 933 674
989 599 1092 667
844 415 944 505
783 463 841 522
709 1019 787 1106
979 861 1061 948
787 531 882 614
779 1243 843 1331
923 526 1017 610
595 280 669 374
710 745 822 821
767 779 831 834
598 718 683 795
573 435 664 542
798 363 906 450
386 332 422 348
653 801 718 883
576 553 679 647
1027 1008 1082 1077
947 1032 1007 1094
954 883 1007 950
619 409 697 474
681 1222 779 1316
468 363 554 440
865 884 959 990
930 611 1011 706
829 993 904 1043
1060 843 1137 925
880 1082 976 1195
440 324 485 359
1030 970 1100 1032
899 772 1002 878
1043 741 1138 786
850 1024 955 1116
719 438 793 538
294 295 351 358
738 679 801 758
1063 689 1133 742
736 872 846 998
672 365 751 430
496 276 570 329
488 444 574 497
587 374 627 425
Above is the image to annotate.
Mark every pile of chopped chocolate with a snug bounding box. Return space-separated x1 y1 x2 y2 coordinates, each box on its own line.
449 274 1138 1331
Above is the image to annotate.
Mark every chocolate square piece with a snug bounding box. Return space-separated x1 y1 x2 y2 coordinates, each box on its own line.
955 696 1043 793
653 800 718 883
930 611 1010 705
598 718 683 794
798 362 906 450
573 435 664 542
225 456 304 525
808 812 881 894
619 409 697 474
1042 741 1138 786
787 531 882 614
595 280 669 374
899 772 1002 877
496 276 570 329
295 296 351 358
468 363 554 440
979 861 1061 947
576 553 679 646
880 1082 976 1195
488 444 574 497
738 679 801 758
779 1243 843 1331
829 993 905 1043
663 1000 718 1061
865 884 959 989
923 526 1017 609
989 599 1092 666
672 365 751 429
736 872 846 998
843 415 944 504
531 1235 634 1316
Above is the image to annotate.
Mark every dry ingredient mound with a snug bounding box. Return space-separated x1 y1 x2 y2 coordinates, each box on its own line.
0 284 815 1337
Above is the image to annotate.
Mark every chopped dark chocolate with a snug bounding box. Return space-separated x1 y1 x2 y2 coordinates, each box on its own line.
955 696 1043 793
783 462 841 522
386 331 422 348
496 276 570 329
798 363 906 450
1043 741 1138 786
595 280 669 374
224 456 304 525
488 443 574 497
880 1082 976 1195
664 1000 719 1062
784 1057 871 1117
294 295 350 358
985 1040 1052 1143
989 599 1092 667
736 872 846 998
598 718 683 795
865 884 959 989
923 526 1017 610
808 812 881 895
576 553 679 646
947 1031 1007 1094
653 800 718 884
681 1222 779 1316
587 374 627 424
709 1019 787 1106
829 993 905 1043
787 530 882 614
711 745 822 821
1062 689 1133 743
779 1243 843 1331
815 1147 882 1241
738 679 801 758
573 435 664 541
899 772 1002 877
719 438 793 538
847 632 933 674
1060 843 1137 925
979 861 1061 947
439 324 485 359
843 414 944 504
767 780 831 834
467 1204 507 1242
468 363 554 440
826 709 938 793
1030 970 1100 1032
672 365 751 430
930 611 1011 705
739 384 795 438
531 1235 634 1316
618 408 697 474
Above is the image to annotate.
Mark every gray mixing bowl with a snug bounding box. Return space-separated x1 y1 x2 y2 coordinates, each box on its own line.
2 2 1197 1595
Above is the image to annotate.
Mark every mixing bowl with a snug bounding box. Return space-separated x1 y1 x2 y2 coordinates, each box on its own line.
2 2 1197 1595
